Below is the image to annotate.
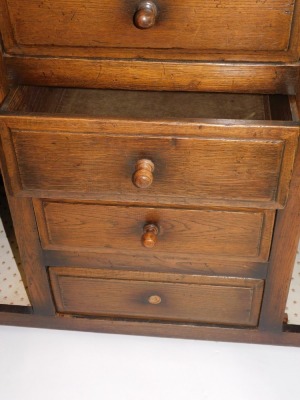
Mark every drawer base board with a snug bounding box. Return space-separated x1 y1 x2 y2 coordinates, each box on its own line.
1 308 300 347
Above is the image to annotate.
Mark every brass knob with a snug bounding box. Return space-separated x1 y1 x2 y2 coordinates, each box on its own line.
134 1 158 29
148 295 162 305
142 223 159 248
133 159 154 189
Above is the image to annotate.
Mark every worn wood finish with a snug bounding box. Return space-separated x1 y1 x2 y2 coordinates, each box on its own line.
0 94 297 208
34 200 275 262
49 267 264 327
4 57 300 94
0 123 55 315
1 0 299 63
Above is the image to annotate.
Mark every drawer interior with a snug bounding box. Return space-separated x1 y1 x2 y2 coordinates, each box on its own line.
1 86 296 121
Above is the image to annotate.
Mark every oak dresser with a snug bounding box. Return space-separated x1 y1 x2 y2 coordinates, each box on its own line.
0 0 300 346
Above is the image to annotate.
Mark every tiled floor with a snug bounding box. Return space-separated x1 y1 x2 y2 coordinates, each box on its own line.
0 181 299 324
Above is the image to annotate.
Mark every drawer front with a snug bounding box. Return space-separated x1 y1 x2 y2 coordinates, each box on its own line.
49 268 264 327
34 200 275 262
1 120 298 209
1 1 297 61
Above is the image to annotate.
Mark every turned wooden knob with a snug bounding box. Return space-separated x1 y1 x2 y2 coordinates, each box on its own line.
142 223 159 248
134 1 158 29
133 159 154 189
148 295 162 305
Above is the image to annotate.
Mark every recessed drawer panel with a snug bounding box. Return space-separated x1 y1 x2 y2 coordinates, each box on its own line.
3 126 298 209
34 200 275 262
49 268 264 327
1 0 297 61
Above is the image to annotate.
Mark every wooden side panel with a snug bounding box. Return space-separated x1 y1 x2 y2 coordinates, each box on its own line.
34 200 275 262
0 45 8 104
49 268 264 327
0 123 55 315
259 137 300 331
0 118 298 209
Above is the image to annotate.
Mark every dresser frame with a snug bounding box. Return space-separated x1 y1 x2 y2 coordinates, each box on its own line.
1 10 300 346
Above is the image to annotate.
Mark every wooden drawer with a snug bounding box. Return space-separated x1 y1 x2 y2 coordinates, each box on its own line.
34 200 275 262
0 87 298 209
0 0 298 62
49 268 264 327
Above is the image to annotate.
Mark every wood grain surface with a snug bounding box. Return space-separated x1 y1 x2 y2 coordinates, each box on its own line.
34 200 275 262
0 0 300 346
4 57 300 93
0 88 298 208
49 267 264 326
0 0 298 63
1 120 297 209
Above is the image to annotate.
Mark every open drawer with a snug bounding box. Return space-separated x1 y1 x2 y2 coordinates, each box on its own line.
0 86 299 209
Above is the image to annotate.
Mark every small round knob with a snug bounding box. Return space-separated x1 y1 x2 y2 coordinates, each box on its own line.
133 159 154 189
142 223 159 248
134 1 158 29
148 295 161 305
